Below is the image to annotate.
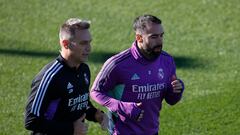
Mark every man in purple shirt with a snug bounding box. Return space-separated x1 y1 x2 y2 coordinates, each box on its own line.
90 15 184 135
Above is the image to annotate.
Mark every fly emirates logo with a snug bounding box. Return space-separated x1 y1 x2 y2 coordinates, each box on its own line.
132 83 165 100
68 93 88 112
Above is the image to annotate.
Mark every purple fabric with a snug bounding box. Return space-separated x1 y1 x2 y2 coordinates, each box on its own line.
44 99 60 120
91 41 184 135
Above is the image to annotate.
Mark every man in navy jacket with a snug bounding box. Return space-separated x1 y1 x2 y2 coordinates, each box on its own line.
25 18 108 135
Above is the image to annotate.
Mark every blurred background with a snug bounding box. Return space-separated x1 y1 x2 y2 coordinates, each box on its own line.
0 0 239 134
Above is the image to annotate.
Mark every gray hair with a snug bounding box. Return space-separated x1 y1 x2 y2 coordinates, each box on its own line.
59 18 91 40
133 15 162 34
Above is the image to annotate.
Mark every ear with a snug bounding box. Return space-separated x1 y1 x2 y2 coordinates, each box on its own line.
62 40 69 49
136 34 143 43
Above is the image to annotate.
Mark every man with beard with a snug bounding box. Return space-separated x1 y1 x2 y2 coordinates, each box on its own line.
90 15 185 135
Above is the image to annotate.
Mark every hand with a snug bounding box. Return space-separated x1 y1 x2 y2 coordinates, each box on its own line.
100 113 109 130
95 110 109 131
171 75 183 93
136 103 144 122
73 113 88 135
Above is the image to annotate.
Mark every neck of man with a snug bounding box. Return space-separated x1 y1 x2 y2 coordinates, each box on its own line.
60 51 81 69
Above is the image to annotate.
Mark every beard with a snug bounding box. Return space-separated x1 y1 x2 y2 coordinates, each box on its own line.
145 44 162 60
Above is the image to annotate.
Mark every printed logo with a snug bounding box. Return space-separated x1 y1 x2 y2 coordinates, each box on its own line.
70 105 77 112
148 70 151 75
68 93 89 112
131 73 140 80
84 73 89 85
158 68 164 79
67 82 74 94
132 83 165 100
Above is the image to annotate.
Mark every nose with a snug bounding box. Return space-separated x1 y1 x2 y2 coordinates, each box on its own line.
158 35 163 44
155 36 162 45
86 43 91 52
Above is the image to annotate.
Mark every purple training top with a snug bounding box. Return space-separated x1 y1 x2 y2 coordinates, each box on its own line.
91 41 184 135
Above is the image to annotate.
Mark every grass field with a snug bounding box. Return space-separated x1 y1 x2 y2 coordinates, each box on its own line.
0 0 240 134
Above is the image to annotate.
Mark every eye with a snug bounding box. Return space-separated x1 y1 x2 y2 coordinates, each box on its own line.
79 41 89 45
79 41 86 45
150 35 159 38
79 39 92 45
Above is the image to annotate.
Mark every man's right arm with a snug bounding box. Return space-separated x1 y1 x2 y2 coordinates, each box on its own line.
25 113 74 134
90 59 142 121
24 69 74 134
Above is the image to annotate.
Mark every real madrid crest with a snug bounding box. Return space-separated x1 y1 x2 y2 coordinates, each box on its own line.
84 73 89 85
158 68 164 79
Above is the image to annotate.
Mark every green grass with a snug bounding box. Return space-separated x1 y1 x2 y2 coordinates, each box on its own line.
0 0 240 134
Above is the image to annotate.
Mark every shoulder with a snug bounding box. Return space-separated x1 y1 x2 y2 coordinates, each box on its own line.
104 48 131 67
32 59 63 83
80 63 90 76
97 49 131 76
161 51 173 58
41 60 63 75
161 51 174 61
80 63 90 71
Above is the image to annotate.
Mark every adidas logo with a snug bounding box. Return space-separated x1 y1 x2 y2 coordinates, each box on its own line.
131 73 140 80
67 82 74 93
67 82 73 89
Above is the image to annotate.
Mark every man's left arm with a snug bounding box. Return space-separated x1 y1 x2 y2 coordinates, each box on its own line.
165 75 184 105
85 101 109 130
164 57 184 105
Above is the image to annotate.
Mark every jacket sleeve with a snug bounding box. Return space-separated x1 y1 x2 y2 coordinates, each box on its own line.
24 70 74 134
164 57 184 105
90 59 141 121
85 101 98 122
25 113 74 134
165 79 184 105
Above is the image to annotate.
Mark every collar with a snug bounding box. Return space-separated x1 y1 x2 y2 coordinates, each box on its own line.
56 55 81 72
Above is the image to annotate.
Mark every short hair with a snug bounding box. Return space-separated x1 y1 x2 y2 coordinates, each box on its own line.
59 18 91 41
133 14 162 33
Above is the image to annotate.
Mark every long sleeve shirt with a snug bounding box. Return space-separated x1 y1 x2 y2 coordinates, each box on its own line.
25 55 97 135
90 41 184 135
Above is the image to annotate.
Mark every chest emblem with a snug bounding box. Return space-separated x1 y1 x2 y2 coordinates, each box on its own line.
67 82 74 94
158 68 164 79
148 70 151 75
84 73 89 85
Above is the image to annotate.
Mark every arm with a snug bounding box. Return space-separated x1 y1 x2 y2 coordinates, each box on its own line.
90 60 141 121
85 101 98 122
90 90 141 121
25 72 74 134
165 76 184 105
25 113 74 134
164 57 185 105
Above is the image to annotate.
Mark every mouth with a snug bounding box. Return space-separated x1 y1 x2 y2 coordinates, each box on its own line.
82 54 89 57
153 47 161 52
153 45 162 53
